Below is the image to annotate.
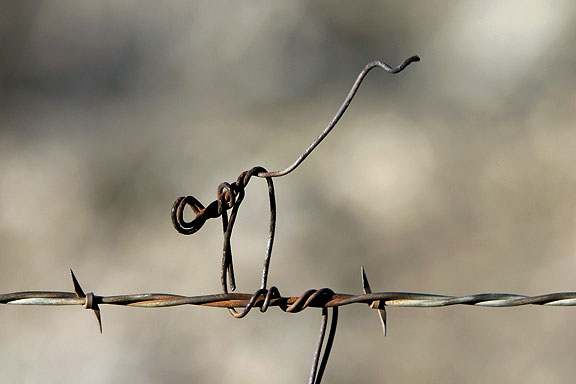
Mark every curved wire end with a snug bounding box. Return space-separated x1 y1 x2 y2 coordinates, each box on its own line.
369 54 421 74
257 54 421 179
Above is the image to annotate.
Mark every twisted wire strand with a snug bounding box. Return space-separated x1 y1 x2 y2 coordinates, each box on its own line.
3 275 574 383
3 287 576 308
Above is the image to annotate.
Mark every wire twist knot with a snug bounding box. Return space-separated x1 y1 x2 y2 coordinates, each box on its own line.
167 55 420 383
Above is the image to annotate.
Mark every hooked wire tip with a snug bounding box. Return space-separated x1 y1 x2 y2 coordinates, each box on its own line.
256 54 421 179
368 54 421 74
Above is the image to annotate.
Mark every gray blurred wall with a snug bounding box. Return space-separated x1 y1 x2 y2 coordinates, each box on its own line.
1 1 576 383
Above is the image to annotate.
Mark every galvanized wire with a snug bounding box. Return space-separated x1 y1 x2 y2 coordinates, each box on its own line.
3 273 576 309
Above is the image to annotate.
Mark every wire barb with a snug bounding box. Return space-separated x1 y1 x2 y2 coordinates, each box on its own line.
70 269 102 333
362 266 387 336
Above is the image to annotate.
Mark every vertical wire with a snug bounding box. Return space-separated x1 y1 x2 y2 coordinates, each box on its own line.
309 307 329 384
220 209 231 293
315 307 339 383
260 176 276 290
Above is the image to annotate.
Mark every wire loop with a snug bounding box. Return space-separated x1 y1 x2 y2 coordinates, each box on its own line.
168 55 420 383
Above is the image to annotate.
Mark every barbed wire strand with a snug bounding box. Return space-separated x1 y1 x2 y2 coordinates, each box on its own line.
3 270 576 310
6 55 574 383
5 286 576 309
7 290 576 309
2 269 576 382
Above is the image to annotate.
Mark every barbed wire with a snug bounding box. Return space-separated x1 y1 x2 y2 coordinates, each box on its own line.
2 269 576 382
4 270 576 310
4 54 573 383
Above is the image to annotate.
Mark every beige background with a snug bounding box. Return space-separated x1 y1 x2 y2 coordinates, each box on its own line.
1 1 576 383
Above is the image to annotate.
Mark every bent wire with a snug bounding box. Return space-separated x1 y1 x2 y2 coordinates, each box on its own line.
169 56 420 382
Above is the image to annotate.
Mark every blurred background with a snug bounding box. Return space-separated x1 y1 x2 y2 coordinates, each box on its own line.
1 1 576 383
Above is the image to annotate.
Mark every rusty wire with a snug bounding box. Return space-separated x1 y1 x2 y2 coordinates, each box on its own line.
168 57 420 381
3 267 576 384
4 270 576 310
3 270 576 383
3 54 573 383
171 55 421 298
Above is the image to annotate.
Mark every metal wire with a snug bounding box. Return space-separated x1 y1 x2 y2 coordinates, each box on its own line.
4 54 573 383
172 166 276 294
2 273 576 381
2 56 424 383
3 267 576 371
171 56 420 299
4 282 576 310
256 56 421 179
168 56 421 382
